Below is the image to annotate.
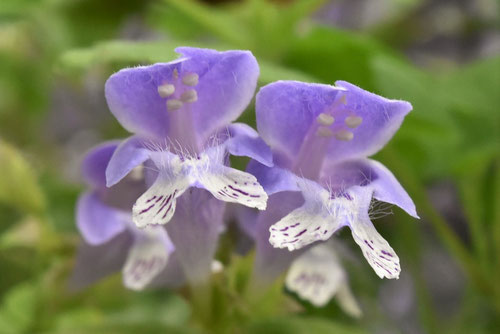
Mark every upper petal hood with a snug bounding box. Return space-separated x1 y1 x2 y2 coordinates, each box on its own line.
105 47 259 144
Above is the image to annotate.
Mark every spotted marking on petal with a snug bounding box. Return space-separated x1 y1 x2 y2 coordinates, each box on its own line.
286 244 345 307
350 217 400 279
122 231 171 290
132 175 189 228
269 206 340 251
199 166 268 210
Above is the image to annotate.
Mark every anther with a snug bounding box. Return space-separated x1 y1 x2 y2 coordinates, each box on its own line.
173 68 179 80
334 130 354 141
182 73 199 86
128 165 144 181
316 113 335 126
316 126 334 137
157 84 175 98
345 115 363 128
167 99 183 111
180 89 198 103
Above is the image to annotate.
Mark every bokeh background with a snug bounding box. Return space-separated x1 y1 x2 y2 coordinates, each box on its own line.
0 0 499 333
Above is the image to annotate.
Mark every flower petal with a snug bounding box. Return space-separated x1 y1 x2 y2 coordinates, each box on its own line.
320 158 418 218
69 232 132 291
256 81 343 162
106 136 151 187
247 159 300 195
76 191 127 245
326 81 412 162
82 141 120 189
123 227 174 290
132 172 190 228
166 189 225 284
105 47 259 144
197 165 268 210
350 210 401 279
286 243 346 307
269 205 338 251
269 180 341 251
253 192 307 282
105 61 181 140
224 123 273 167
175 47 259 144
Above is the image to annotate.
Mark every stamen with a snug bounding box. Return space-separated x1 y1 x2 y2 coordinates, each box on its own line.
173 68 179 80
128 165 144 181
180 89 198 103
334 130 354 141
167 99 183 111
157 84 175 98
345 115 363 128
316 113 335 126
316 126 334 137
182 73 199 86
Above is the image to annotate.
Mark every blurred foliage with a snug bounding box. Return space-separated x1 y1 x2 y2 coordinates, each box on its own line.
0 0 499 333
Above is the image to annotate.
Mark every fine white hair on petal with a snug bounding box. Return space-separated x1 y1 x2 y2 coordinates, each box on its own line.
122 227 173 290
285 244 344 307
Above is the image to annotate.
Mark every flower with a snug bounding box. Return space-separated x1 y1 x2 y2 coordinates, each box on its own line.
286 243 361 317
73 141 178 291
249 80 418 280
102 47 272 283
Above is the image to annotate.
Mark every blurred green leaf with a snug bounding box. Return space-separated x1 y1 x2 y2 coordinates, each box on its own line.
284 27 398 89
0 282 38 334
58 40 180 73
0 140 45 217
245 316 366 334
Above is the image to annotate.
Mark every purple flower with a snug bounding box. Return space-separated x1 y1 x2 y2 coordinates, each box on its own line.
250 80 418 280
102 47 271 283
74 142 177 290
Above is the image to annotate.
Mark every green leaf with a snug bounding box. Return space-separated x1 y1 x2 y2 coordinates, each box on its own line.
284 27 398 89
245 316 366 334
58 40 180 73
0 140 45 216
0 282 38 333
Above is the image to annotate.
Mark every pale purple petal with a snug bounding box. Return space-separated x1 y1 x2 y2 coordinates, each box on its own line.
105 61 180 140
105 48 259 145
246 159 300 195
76 191 128 245
82 141 120 188
326 81 412 163
256 81 343 162
165 189 225 284
68 232 133 291
106 136 151 187
224 123 273 167
175 47 259 144
320 158 418 218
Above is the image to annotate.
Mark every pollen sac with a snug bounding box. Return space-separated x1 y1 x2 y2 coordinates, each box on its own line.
167 99 183 111
345 116 363 128
316 126 334 137
180 89 198 103
334 129 354 141
158 84 175 98
317 113 335 126
182 73 199 86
